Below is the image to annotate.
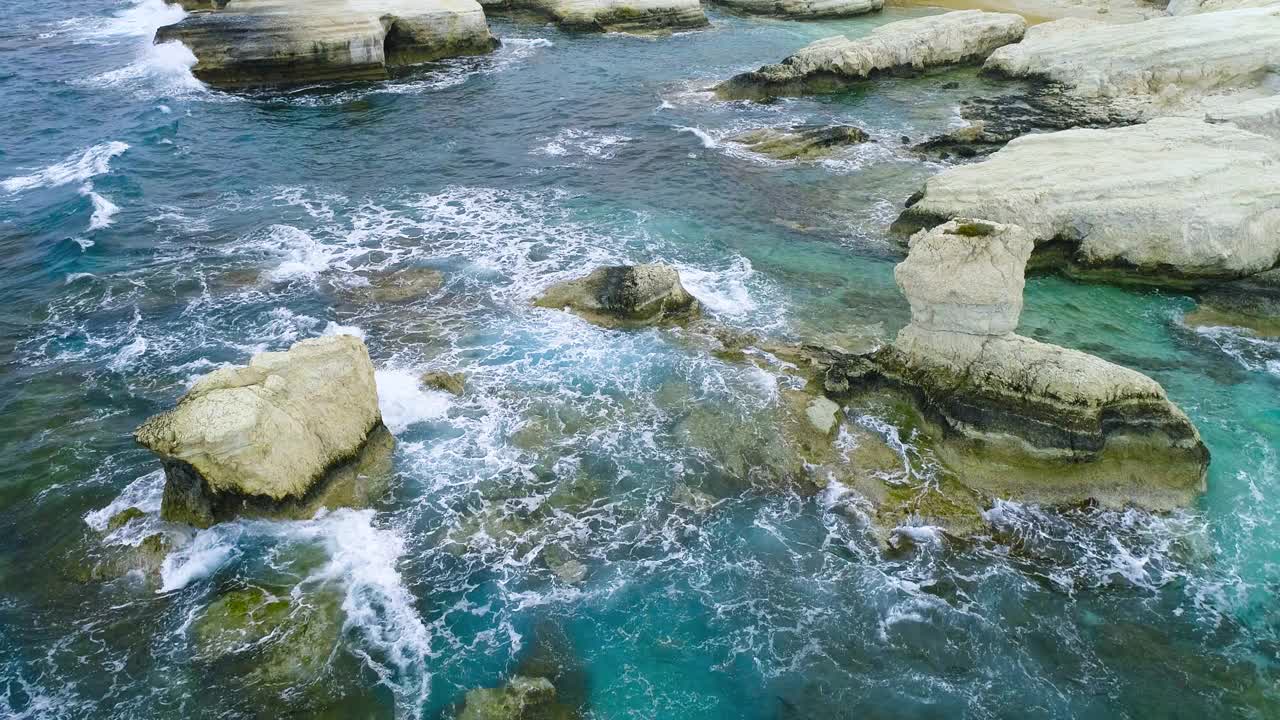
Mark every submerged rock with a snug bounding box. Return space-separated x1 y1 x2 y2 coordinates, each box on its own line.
338 266 445 304
193 586 343 694
156 0 499 89
893 118 1280 286
422 370 467 396
458 675 570 720
534 264 700 328
730 124 870 161
824 219 1209 510
136 335 392 528
983 9 1280 120
480 0 707 31
716 10 1025 99
712 0 882 18
1185 269 1280 339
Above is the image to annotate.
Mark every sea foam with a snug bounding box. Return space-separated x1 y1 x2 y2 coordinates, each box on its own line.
2 142 129 194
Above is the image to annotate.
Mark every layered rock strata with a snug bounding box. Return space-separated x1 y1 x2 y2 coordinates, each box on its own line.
156 0 499 89
818 220 1209 509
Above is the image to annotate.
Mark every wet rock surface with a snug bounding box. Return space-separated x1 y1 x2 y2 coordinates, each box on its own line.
731 124 871 160
534 264 700 328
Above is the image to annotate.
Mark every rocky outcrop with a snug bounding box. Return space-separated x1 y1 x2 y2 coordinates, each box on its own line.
893 118 1280 285
731 125 870 160
156 0 499 89
480 0 707 31
911 84 1135 160
820 220 1208 510
458 676 573 720
982 9 1280 120
716 11 1026 100
534 264 700 328
136 335 393 528
712 0 883 19
1185 269 1280 338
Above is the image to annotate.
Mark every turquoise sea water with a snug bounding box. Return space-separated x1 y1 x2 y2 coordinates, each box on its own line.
2 1 1279 717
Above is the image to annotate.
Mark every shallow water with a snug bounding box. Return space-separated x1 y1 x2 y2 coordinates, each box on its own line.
1 1 1279 718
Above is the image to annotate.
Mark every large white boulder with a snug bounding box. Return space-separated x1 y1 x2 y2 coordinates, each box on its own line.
983 8 1280 118
136 335 390 527
893 117 1280 284
156 0 499 89
717 10 1025 99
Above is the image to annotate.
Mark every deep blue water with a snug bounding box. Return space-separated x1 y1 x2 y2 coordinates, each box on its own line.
2 1 1279 718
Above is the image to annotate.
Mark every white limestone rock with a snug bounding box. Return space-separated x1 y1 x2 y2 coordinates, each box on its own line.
1205 94 1280 141
1167 0 1279 14
983 8 1280 118
713 0 883 19
480 0 707 31
896 220 1033 335
717 10 1026 98
156 0 499 89
893 117 1280 284
136 335 390 527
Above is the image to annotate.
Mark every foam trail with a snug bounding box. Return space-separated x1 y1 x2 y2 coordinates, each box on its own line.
159 528 240 593
3 142 129 194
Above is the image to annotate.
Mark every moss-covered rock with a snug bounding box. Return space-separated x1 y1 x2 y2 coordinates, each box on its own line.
534 264 700 329
458 675 578 720
730 125 870 161
422 370 467 396
192 585 343 693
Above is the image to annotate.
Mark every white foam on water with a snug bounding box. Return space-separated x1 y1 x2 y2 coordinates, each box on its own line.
533 128 632 160
84 470 166 532
82 182 120 231
261 224 340 281
322 321 366 340
2 142 129 194
1191 322 1280 376
377 368 451 434
676 256 761 320
305 510 434 713
159 526 241 593
676 126 719 149
84 41 204 98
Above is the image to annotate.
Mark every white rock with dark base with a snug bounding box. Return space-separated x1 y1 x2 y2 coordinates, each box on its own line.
983 9 1280 119
893 117 1280 285
716 10 1025 99
481 0 707 31
156 0 499 89
135 335 391 527
713 0 883 19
